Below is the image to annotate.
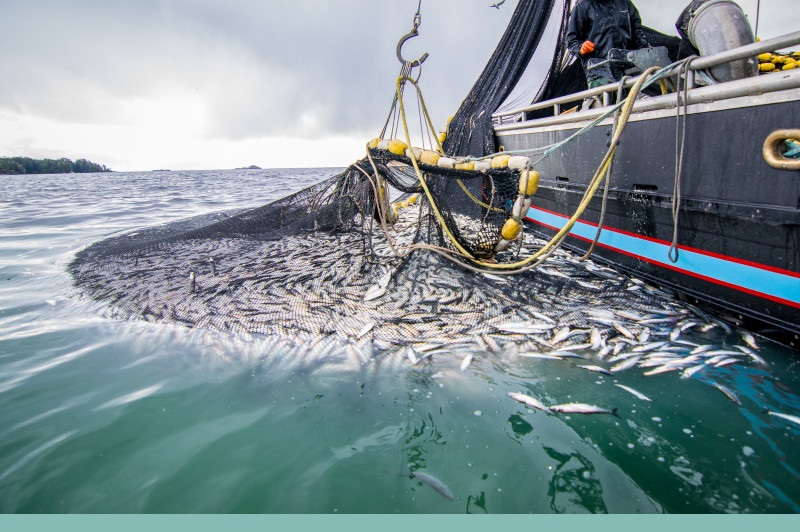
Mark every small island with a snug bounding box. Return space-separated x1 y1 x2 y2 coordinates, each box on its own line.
0 157 112 175
237 165 262 170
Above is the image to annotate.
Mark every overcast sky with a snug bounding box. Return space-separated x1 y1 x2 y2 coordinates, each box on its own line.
0 0 795 171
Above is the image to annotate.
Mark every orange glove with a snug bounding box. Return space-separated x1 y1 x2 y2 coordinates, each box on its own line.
580 41 595 55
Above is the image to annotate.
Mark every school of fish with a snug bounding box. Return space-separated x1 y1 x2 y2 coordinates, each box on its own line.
70 199 771 381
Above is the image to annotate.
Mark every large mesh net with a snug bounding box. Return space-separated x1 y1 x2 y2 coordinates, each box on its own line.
68 0 723 359
68 149 719 360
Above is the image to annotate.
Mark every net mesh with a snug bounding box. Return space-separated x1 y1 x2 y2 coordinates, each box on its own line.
444 0 568 157
68 0 716 356
69 151 710 356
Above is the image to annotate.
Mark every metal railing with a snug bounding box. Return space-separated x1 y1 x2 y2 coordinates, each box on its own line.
492 31 800 124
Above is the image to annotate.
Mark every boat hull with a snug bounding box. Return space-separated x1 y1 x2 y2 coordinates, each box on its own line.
496 88 800 337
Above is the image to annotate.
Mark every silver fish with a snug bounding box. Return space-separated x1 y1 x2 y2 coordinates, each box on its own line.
679 320 700 332
690 345 715 355
615 384 652 402
704 349 746 357
590 328 604 350
713 383 741 405
597 344 614 359
480 334 501 353
519 353 563 360
616 310 645 321
637 317 678 325
681 364 705 379
735 345 768 366
608 351 639 364
413 343 442 353
357 322 375 339
741 332 759 350
539 267 570 279
410 471 454 501
376 270 392 289
363 284 387 302
529 311 556 324
550 403 619 416
613 323 636 340
768 411 800 426
549 349 585 359
633 341 668 353
550 326 572 345
507 391 553 414
460 354 474 371
610 355 641 373
494 321 554 334
576 364 612 376
575 279 602 290
643 363 684 376
586 309 616 319
567 342 593 351
406 347 420 365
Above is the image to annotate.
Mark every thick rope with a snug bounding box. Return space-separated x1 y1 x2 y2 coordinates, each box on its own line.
395 75 477 260
668 58 696 263
579 75 631 261
391 66 659 271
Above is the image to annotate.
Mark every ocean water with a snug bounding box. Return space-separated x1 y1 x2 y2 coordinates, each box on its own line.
1 168 799 514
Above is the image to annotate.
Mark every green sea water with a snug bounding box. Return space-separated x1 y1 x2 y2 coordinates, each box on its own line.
1 170 798 513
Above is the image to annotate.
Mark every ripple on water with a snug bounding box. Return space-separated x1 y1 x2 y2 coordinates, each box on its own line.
0 170 798 513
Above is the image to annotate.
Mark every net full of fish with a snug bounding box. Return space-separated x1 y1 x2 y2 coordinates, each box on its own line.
68 168 772 387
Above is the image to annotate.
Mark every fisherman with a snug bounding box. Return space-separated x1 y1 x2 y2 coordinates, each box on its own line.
566 0 650 88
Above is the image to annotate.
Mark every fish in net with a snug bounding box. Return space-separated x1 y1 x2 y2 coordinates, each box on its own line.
69 0 737 375
68 151 715 359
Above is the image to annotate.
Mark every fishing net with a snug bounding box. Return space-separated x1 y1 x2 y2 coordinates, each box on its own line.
444 0 569 158
67 169 709 356
69 141 723 362
69 0 724 359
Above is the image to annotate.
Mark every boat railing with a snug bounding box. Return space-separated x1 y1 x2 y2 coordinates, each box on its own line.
492 30 800 125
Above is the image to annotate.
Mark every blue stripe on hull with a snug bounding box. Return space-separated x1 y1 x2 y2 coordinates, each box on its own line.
525 207 800 308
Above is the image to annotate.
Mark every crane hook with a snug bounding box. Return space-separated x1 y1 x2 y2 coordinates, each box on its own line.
396 26 429 68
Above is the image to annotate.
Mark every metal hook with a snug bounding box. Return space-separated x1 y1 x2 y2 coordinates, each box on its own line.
396 27 429 68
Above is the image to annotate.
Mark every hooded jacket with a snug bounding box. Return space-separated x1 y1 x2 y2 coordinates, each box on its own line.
566 0 649 66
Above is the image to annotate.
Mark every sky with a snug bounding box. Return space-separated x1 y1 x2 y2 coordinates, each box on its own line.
0 0 795 172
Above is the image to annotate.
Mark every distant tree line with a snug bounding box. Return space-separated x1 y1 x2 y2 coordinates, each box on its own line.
0 157 112 175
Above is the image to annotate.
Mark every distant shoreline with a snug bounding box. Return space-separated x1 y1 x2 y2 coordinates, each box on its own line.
0 156 112 175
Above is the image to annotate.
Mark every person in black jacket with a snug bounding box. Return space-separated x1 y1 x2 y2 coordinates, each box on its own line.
566 0 649 88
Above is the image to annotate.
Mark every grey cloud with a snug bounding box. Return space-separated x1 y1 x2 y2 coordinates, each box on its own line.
1 0 795 144
0 0 512 141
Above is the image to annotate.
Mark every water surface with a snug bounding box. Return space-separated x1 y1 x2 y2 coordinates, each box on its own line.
1 169 798 513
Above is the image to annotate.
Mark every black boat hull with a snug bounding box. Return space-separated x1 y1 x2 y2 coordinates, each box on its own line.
496 88 800 336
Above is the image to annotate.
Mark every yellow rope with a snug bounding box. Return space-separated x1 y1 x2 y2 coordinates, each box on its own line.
388 67 657 271
470 66 659 270
395 75 476 260
455 179 505 213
